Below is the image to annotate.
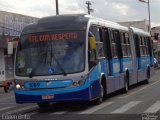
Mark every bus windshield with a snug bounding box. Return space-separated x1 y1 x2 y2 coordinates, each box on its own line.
15 30 85 77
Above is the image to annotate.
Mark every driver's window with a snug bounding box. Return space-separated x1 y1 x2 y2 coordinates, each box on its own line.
88 32 97 69
88 25 102 69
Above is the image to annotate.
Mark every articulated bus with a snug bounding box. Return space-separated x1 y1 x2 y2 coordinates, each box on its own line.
13 14 154 108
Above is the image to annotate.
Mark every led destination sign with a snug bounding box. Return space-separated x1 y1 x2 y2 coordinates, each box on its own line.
28 32 78 42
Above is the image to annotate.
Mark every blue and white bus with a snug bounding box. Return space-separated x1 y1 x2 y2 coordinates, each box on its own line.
13 14 154 108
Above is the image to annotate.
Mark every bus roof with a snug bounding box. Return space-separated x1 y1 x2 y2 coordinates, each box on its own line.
22 14 128 34
130 27 150 36
22 14 88 34
86 15 128 31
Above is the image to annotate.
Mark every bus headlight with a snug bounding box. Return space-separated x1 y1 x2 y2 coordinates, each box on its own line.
16 84 21 89
72 79 86 87
15 84 24 90
15 79 25 90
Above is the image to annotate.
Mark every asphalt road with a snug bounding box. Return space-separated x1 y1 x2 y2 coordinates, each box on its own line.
1 70 160 120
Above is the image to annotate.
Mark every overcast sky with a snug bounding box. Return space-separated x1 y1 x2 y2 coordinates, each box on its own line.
0 0 160 27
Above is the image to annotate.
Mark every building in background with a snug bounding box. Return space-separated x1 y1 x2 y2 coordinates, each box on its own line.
0 11 38 92
150 26 160 59
118 19 149 32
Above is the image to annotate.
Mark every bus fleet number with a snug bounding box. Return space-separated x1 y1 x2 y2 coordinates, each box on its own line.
29 82 40 88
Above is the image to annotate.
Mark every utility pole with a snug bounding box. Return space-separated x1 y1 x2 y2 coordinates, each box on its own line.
55 0 59 15
148 0 151 32
86 1 93 14
138 0 151 32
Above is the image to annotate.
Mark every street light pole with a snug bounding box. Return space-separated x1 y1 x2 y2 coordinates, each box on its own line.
138 0 151 32
148 0 151 32
55 0 59 15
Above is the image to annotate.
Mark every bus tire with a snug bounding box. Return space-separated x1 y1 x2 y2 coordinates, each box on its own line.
94 84 104 105
37 102 50 109
123 74 129 93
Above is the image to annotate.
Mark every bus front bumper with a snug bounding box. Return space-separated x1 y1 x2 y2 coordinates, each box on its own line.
15 88 90 104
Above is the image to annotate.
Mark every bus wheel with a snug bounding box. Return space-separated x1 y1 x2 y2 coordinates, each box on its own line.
37 102 50 109
94 85 104 105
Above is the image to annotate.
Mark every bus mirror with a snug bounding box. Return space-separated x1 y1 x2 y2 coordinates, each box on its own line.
89 36 96 50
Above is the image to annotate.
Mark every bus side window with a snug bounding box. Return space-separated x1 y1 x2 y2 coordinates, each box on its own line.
89 26 104 58
134 34 140 57
144 37 149 56
88 26 100 69
88 32 97 69
147 37 152 56
125 33 131 57
96 42 105 58
111 30 119 58
96 28 105 58
121 33 127 57
121 32 127 57
103 28 111 59
89 26 101 42
139 36 145 56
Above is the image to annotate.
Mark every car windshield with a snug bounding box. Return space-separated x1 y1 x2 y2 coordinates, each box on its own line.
15 30 86 77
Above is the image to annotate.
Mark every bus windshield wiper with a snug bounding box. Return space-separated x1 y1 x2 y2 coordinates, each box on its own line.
29 54 44 78
51 43 67 76
28 44 47 78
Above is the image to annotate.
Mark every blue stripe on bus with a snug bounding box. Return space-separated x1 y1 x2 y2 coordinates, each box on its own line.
111 58 120 75
122 57 133 71
15 79 90 95
24 80 73 89
138 56 150 69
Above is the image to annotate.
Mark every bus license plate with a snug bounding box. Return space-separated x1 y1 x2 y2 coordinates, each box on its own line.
42 95 54 100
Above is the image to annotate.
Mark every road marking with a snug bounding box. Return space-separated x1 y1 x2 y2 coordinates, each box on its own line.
119 79 160 99
111 101 141 113
0 106 15 111
0 103 15 104
144 101 160 113
79 102 113 114
0 96 14 101
4 105 38 114
50 111 67 115
28 111 38 116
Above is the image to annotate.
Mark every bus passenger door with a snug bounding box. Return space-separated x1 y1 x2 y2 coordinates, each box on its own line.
133 34 140 83
107 29 121 93
128 29 138 84
102 28 114 94
102 28 112 77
